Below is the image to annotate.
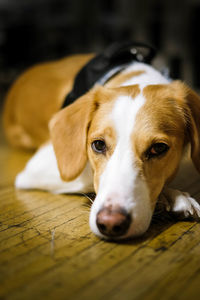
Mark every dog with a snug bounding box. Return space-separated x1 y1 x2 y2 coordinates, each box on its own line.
3 45 200 240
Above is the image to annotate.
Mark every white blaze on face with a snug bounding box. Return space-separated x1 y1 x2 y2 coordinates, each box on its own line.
89 93 153 239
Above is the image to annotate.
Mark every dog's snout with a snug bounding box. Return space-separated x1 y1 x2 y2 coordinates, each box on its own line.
96 207 131 238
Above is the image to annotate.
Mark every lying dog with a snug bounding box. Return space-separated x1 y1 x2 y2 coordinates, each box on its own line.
3 44 200 240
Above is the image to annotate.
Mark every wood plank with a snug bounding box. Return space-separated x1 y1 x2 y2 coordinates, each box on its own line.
71 222 199 300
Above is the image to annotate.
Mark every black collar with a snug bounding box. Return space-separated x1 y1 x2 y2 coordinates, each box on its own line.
62 41 156 108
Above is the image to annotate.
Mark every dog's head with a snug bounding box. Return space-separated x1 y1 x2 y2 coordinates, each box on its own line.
49 81 200 240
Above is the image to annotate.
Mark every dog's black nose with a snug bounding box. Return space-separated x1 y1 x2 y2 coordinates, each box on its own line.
96 206 131 238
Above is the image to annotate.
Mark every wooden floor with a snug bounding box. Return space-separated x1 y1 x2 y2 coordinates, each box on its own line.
1 123 200 300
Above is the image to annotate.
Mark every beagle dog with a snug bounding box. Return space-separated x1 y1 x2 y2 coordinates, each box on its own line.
3 53 200 240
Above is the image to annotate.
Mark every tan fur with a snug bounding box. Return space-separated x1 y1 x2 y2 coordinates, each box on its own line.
131 84 187 208
3 54 94 149
129 82 200 208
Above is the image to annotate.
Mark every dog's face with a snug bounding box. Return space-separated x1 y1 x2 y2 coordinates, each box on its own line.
50 81 200 240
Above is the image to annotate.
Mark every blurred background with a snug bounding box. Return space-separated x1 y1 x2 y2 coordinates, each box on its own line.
0 0 200 103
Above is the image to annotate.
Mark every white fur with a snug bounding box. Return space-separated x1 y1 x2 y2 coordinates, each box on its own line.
163 187 200 218
121 62 170 87
15 143 94 194
89 94 152 238
164 148 200 218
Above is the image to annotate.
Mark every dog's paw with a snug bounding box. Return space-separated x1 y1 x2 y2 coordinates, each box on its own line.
161 188 200 220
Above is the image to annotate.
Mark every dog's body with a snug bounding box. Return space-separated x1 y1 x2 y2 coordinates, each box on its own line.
3 53 200 240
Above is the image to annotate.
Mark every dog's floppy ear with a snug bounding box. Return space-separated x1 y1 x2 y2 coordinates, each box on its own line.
171 81 200 173
49 89 98 181
184 84 200 173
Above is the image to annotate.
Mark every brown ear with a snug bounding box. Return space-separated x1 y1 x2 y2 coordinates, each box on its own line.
49 90 97 181
184 85 200 173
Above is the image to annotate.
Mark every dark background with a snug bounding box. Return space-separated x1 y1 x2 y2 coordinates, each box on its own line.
0 0 200 102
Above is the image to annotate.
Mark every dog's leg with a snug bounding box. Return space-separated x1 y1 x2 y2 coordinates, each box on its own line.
15 143 94 194
161 187 200 220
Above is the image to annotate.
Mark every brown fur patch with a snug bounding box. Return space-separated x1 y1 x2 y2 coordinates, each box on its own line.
130 82 197 207
93 84 140 107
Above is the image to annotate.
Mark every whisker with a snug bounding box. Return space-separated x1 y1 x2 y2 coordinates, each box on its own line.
81 193 95 204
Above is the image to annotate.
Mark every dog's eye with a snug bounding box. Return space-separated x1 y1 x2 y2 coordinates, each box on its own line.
146 143 169 159
91 140 106 153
